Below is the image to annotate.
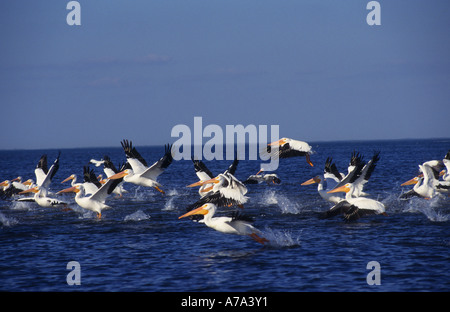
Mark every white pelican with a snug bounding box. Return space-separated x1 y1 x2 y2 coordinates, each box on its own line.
243 173 281 185
191 157 215 197
100 156 129 197
333 151 380 198
108 140 173 194
57 177 122 218
187 172 248 209
0 180 28 199
18 186 68 208
34 152 61 196
61 166 102 196
191 156 239 197
301 157 344 204
401 160 442 199
302 175 343 204
266 137 314 167
178 203 269 245
325 182 386 221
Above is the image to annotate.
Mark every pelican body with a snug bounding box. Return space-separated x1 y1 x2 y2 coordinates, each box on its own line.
325 183 386 220
179 203 268 245
58 177 122 218
267 137 314 167
18 186 67 208
108 140 173 194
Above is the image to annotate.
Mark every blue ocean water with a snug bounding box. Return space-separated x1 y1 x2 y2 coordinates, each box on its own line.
0 139 449 292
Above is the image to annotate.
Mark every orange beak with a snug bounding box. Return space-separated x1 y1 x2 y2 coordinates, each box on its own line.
61 175 75 183
401 177 419 186
178 204 209 219
108 170 129 180
301 176 321 186
268 138 286 147
18 187 39 195
327 185 350 194
187 177 219 188
57 186 79 194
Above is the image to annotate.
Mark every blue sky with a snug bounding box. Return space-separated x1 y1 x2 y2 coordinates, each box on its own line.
1 0 449 150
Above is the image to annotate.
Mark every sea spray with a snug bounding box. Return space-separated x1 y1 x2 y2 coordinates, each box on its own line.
262 227 301 248
261 190 302 214
0 212 18 227
124 210 151 222
163 197 176 211
402 196 449 222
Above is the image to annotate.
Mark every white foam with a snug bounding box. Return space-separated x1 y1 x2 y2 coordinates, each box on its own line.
124 210 151 221
0 212 18 227
261 227 301 247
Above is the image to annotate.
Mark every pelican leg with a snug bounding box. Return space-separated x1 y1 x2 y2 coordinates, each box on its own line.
154 186 165 194
249 233 269 245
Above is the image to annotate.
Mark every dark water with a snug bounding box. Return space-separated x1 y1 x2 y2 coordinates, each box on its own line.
0 139 449 292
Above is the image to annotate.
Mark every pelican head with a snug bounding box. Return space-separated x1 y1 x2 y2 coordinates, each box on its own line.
18 186 40 195
178 203 216 219
301 176 321 186
401 176 420 186
108 169 132 180
268 137 289 147
57 185 82 194
61 174 76 184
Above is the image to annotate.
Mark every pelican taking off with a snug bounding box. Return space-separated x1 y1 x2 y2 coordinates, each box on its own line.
34 152 61 196
108 140 173 194
18 186 68 208
178 203 269 245
266 137 314 167
186 172 248 211
57 177 123 218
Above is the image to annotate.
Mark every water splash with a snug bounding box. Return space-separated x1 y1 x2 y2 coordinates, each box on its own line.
163 197 176 211
261 190 302 214
166 189 179 196
10 200 34 211
261 227 301 248
401 196 449 222
124 210 151 222
0 212 18 227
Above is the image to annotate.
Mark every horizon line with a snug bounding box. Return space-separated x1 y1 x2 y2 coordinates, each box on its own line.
1 136 449 152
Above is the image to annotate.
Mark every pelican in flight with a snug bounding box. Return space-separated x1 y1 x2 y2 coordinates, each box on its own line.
90 156 130 197
57 177 123 219
243 168 281 185
18 186 68 208
324 182 386 221
61 166 102 196
186 172 248 211
108 140 173 194
34 152 61 196
178 203 269 245
266 137 314 167
190 156 239 197
301 157 344 204
401 160 443 199
332 151 381 198
0 179 29 199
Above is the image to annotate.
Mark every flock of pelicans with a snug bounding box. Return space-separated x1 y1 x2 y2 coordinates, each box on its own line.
1 138 449 245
